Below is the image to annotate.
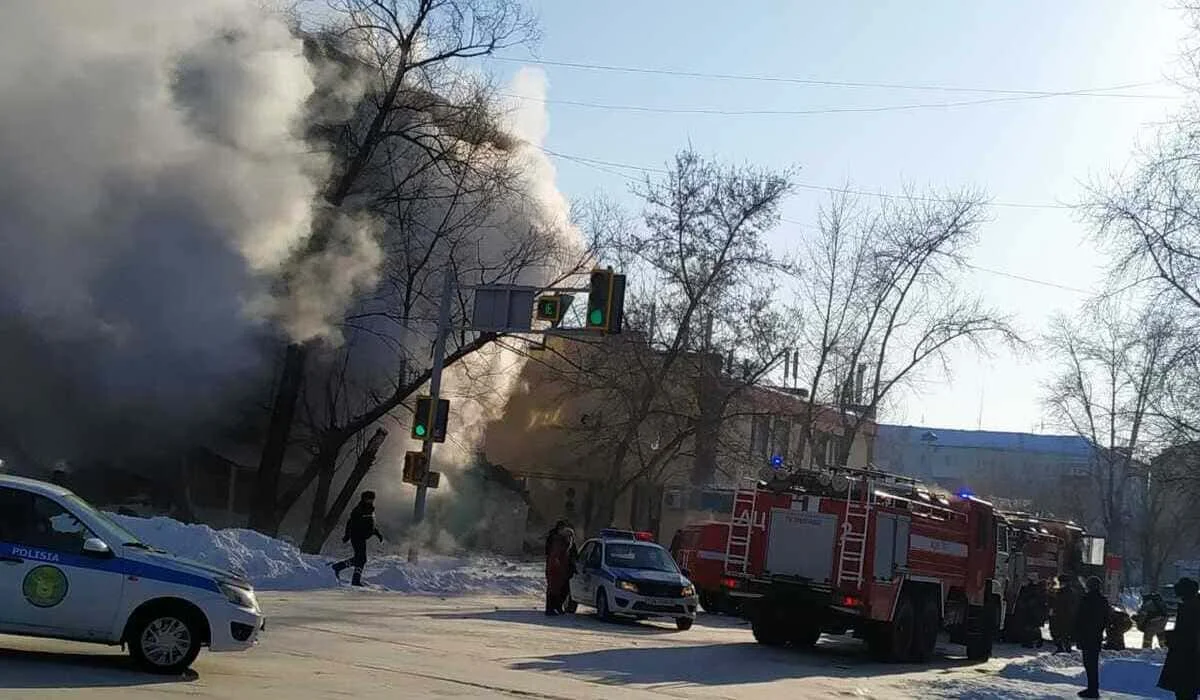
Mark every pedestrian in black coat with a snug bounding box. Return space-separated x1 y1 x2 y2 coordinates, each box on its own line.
1074 576 1108 699
331 491 384 587
1052 576 1081 652
1159 578 1200 700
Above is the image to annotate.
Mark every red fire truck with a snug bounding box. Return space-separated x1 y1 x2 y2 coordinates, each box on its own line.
994 511 1117 640
723 465 1002 663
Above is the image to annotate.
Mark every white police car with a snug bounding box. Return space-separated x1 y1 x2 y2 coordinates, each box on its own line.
566 529 699 630
0 475 264 673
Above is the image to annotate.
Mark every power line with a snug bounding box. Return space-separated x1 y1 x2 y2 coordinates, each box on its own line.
490 55 1175 99
501 82 1177 118
544 147 1093 294
540 146 1073 210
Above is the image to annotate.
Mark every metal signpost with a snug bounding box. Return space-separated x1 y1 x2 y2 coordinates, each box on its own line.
405 269 623 563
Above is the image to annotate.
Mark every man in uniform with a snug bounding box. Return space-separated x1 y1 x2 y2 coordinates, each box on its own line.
1075 576 1109 699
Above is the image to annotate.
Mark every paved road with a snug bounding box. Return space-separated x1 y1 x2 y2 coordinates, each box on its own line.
0 591 1050 699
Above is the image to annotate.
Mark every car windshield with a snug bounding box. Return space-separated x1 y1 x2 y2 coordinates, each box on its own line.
64 494 148 548
604 542 677 572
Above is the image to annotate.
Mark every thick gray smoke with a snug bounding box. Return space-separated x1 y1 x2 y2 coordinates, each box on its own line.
0 1 377 464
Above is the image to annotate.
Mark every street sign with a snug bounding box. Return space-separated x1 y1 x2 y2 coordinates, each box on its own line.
471 285 537 332
402 451 428 485
425 471 441 489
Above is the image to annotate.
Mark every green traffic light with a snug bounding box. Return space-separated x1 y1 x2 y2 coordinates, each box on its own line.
414 424 427 437
589 309 604 325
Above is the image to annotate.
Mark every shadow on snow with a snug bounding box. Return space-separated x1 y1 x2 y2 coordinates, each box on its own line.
0 645 198 689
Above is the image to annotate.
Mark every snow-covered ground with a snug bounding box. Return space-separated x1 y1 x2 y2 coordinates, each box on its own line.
0 590 1179 699
112 514 541 594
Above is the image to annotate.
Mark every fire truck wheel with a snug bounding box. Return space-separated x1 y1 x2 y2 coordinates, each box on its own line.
965 598 997 661
752 616 788 646
912 597 940 662
698 591 715 613
675 617 694 631
789 624 821 648
871 596 916 662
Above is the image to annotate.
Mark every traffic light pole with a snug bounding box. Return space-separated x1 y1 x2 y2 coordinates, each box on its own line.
408 270 453 564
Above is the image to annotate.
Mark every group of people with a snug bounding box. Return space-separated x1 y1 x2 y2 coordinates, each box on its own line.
1011 575 1200 700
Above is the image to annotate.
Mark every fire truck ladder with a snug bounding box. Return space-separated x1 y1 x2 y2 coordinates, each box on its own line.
724 484 758 575
836 471 875 589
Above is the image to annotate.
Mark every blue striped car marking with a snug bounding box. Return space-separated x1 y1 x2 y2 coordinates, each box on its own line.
0 541 220 593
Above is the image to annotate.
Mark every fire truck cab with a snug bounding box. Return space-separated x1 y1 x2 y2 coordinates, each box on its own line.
726 466 1001 663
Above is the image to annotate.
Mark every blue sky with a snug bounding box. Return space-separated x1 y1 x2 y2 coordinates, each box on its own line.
485 0 1190 433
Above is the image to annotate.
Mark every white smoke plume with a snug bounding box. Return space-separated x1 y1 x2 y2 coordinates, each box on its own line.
360 67 585 553
0 1 377 463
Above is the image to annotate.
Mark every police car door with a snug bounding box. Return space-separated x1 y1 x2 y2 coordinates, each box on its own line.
569 542 593 604
0 487 125 640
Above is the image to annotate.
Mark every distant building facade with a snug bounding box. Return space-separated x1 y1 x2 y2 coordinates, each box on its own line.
873 425 1094 516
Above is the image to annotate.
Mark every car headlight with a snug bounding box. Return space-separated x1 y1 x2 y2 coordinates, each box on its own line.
616 580 639 593
681 584 695 597
218 581 260 612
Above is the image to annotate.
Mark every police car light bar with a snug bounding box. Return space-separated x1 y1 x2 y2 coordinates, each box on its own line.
598 528 655 542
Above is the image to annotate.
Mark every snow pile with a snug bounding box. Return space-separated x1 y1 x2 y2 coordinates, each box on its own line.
112 514 542 594
925 650 1171 699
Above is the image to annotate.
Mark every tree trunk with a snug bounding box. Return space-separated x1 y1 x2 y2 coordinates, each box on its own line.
300 428 388 554
300 451 337 554
250 343 307 535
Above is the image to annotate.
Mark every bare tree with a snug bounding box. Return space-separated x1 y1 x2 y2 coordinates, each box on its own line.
792 190 1019 470
1043 303 1186 558
543 150 795 528
250 0 538 535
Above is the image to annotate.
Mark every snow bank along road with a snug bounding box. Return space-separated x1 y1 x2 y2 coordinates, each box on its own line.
0 590 1171 699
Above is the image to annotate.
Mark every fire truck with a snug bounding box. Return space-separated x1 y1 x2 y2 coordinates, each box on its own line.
722 465 1002 662
994 511 1117 639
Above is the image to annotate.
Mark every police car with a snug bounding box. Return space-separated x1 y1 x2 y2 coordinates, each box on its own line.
566 529 699 630
0 475 264 673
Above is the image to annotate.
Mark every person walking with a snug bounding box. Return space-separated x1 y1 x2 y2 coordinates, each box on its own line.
1075 576 1109 699
1052 575 1080 653
1159 578 1200 700
331 491 384 587
1136 591 1170 650
544 519 577 615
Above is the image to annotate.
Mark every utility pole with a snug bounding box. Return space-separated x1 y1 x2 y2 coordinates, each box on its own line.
408 271 453 563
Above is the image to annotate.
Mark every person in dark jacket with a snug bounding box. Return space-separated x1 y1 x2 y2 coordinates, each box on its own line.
1052 575 1081 652
1075 576 1109 699
1104 606 1131 650
544 520 577 615
331 491 384 587
1159 578 1200 700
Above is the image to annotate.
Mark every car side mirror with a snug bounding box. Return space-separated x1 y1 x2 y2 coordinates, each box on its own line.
82 537 111 557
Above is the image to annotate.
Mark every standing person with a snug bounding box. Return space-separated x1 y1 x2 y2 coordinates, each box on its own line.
331 491 384 587
1136 591 1170 650
1159 578 1200 700
544 520 577 616
1052 575 1080 653
1075 576 1109 699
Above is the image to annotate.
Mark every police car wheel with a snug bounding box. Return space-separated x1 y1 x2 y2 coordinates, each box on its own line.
596 589 613 621
129 610 202 674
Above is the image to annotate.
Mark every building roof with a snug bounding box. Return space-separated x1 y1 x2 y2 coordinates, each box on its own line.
877 424 1094 458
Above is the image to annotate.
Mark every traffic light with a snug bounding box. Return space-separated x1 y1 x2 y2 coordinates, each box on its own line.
412 396 450 442
585 269 626 333
402 451 427 485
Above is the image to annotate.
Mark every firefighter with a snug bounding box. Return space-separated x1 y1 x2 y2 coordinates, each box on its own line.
544 519 577 616
1159 578 1200 700
1015 580 1047 648
1136 591 1170 650
1075 576 1109 699
1052 575 1081 653
331 491 384 587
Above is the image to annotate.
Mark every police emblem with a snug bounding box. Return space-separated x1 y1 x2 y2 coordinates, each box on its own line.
22 565 69 608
